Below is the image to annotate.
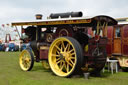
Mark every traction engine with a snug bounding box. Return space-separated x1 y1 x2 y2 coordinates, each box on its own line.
12 11 117 77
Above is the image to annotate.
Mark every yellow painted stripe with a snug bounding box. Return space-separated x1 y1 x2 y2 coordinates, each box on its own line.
12 19 91 26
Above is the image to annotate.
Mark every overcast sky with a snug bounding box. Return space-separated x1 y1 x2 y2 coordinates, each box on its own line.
0 0 128 26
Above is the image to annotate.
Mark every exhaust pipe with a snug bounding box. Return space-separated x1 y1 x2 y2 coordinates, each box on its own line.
49 11 83 19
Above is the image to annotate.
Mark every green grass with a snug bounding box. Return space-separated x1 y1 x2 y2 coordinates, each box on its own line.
0 52 128 85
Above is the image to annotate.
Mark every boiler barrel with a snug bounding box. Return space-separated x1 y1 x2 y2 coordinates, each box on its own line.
49 11 83 19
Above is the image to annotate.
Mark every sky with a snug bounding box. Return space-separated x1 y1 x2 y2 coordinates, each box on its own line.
0 0 128 26
0 0 128 41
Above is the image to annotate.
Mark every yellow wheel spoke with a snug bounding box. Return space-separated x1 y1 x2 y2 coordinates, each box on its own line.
24 63 27 68
26 64 29 68
61 41 65 48
70 59 74 65
60 60 63 67
70 57 75 59
67 62 73 67
66 64 69 72
64 43 69 52
27 59 31 62
68 49 74 53
52 54 60 57
60 64 64 71
61 44 63 52
67 44 70 51
56 57 61 61
55 45 61 51
56 60 62 64
26 62 30 67
56 51 60 55
60 61 65 71
71 52 75 56
62 62 67 72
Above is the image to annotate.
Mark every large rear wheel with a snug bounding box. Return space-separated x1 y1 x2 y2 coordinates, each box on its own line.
19 49 34 71
90 48 107 76
48 37 83 77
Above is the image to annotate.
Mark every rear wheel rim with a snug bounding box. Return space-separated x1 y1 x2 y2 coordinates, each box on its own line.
48 37 77 77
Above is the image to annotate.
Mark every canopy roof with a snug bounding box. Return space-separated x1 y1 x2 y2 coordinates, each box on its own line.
12 15 117 27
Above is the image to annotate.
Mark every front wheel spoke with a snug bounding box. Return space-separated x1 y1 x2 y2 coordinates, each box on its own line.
24 54 28 58
22 55 26 59
22 61 25 65
22 58 24 61
25 63 28 67
24 63 27 68
27 62 30 67
23 61 28 67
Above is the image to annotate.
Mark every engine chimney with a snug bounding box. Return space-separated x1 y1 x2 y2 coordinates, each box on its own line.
35 14 43 20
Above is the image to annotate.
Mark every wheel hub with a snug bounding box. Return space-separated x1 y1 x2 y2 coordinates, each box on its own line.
61 52 70 62
25 58 30 62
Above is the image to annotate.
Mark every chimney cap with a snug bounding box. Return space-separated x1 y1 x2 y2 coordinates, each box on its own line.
35 14 43 20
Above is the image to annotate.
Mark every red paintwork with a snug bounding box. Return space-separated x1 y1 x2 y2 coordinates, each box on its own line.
122 25 128 56
106 44 112 55
40 49 49 59
55 26 73 37
123 25 128 38
106 26 113 56
107 26 114 38
122 44 128 55
107 25 128 56
83 37 107 66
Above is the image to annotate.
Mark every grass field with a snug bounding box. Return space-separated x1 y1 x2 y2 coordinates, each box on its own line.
0 52 128 85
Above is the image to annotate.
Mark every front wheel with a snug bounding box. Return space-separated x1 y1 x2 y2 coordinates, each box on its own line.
19 49 34 71
48 37 83 77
